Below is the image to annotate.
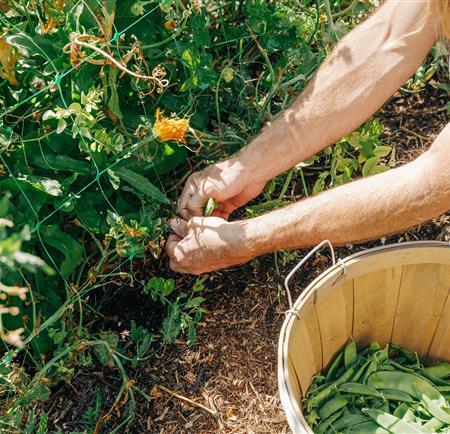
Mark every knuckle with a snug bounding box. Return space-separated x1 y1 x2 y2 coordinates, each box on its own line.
186 219 197 230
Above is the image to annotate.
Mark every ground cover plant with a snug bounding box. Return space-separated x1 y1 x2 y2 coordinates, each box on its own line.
0 0 448 432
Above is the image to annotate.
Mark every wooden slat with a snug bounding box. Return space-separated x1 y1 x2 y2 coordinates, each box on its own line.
427 265 450 362
353 267 402 348
315 280 354 368
391 264 449 358
287 356 302 400
288 301 322 393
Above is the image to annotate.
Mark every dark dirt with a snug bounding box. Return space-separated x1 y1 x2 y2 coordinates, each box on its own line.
44 82 449 434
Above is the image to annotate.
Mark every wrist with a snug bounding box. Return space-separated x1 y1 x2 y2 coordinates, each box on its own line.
233 143 272 185
213 154 256 187
232 217 271 260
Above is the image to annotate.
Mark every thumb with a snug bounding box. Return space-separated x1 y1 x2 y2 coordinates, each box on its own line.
169 218 189 238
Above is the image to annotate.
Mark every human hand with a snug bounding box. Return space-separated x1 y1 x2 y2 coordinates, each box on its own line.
177 159 265 220
165 217 254 274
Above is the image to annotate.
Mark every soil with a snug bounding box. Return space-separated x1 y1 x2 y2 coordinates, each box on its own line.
44 82 449 433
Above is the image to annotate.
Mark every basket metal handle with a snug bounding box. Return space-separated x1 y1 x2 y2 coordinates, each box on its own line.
284 240 336 317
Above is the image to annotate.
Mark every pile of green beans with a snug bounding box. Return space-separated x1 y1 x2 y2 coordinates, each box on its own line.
303 341 450 433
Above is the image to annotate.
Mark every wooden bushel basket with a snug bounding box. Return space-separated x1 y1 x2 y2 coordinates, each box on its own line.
278 240 450 434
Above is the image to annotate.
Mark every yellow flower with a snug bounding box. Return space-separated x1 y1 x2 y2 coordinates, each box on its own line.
0 37 19 86
164 19 177 31
153 108 189 143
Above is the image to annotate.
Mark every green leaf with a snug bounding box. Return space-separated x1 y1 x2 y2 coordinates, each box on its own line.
27 383 51 402
185 296 205 309
187 321 196 346
36 412 48 434
313 171 329 194
39 225 83 277
362 156 380 177
114 167 169 204
373 145 392 158
29 154 91 174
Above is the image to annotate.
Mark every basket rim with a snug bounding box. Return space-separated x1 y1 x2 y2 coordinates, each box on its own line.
277 240 450 434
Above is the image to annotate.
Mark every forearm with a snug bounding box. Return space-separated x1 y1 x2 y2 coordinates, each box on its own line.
232 0 439 184
242 126 450 255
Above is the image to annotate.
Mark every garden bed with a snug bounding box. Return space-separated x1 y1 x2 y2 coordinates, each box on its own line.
0 1 448 432
43 84 449 433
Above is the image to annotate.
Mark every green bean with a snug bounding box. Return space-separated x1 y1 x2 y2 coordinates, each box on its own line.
331 414 369 431
402 407 417 423
424 364 450 379
318 395 349 420
348 421 390 433
352 360 371 383
390 344 419 365
369 341 381 353
339 382 382 398
364 408 431 433
376 345 390 363
305 343 450 433
419 368 450 387
367 371 443 402
345 340 357 370
393 402 410 418
316 408 345 434
423 417 445 431
362 359 379 383
386 360 416 373
380 389 416 403
325 351 344 382
308 364 361 408
415 387 450 424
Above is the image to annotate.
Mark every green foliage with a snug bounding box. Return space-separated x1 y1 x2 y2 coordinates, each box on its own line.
0 0 384 431
144 276 206 345
312 119 394 194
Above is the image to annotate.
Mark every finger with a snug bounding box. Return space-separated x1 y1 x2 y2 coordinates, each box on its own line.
211 208 230 220
169 259 188 274
177 180 196 220
185 191 210 218
169 218 188 237
165 234 181 258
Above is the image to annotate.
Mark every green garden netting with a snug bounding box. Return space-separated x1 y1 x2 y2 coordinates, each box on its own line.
0 2 168 361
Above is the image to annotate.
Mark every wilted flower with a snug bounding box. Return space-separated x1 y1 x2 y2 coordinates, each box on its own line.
42 0 66 34
152 108 189 143
164 19 177 31
0 282 28 300
130 0 152 16
0 36 19 86
2 328 25 348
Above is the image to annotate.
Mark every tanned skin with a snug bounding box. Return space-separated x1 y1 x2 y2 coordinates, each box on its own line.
165 0 450 275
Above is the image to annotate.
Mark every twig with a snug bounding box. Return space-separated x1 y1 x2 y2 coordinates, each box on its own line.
157 384 217 416
400 125 430 142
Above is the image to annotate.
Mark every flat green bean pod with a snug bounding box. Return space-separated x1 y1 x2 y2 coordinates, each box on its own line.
304 343 450 433
379 388 415 403
339 382 382 398
318 395 349 420
367 371 444 403
364 408 431 433
424 364 450 379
